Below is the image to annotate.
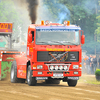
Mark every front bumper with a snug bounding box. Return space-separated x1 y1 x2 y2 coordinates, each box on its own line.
32 70 81 77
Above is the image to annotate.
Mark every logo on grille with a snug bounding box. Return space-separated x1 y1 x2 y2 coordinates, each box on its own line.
49 52 68 62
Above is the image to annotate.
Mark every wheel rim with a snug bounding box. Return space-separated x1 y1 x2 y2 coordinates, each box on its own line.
11 66 14 80
27 69 30 83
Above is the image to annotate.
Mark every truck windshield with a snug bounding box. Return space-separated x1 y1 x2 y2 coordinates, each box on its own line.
36 31 80 45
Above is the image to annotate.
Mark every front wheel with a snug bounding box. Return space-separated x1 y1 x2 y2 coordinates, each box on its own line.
67 80 77 87
27 65 37 86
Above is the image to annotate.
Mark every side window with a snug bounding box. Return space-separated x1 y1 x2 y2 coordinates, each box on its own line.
31 31 34 41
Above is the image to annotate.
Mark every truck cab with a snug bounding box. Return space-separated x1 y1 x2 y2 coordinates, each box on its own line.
10 21 85 86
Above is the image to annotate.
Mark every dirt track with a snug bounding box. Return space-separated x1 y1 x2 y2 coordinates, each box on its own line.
0 75 100 100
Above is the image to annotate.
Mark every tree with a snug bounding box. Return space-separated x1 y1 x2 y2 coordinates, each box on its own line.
0 0 29 43
43 0 99 54
95 0 100 42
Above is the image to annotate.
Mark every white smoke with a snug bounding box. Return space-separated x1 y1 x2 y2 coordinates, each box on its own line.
36 0 70 24
36 0 55 24
57 4 70 24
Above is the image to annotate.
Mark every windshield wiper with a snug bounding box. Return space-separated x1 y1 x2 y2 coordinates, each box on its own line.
49 41 78 45
62 41 78 45
37 42 51 45
37 41 78 45
50 41 66 45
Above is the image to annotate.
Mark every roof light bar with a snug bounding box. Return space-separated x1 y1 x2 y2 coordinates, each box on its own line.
63 21 70 26
45 20 50 25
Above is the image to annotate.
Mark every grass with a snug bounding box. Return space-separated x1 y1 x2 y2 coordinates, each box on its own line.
79 74 100 85
87 81 100 85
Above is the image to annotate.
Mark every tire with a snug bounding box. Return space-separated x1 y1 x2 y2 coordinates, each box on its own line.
67 80 77 87
45 79 60 84
27 65 37 86
10 61 24 83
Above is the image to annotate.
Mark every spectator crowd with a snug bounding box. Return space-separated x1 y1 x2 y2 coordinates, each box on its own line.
82 55 100 75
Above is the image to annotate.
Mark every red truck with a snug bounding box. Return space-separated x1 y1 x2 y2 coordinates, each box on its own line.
10 21 85 86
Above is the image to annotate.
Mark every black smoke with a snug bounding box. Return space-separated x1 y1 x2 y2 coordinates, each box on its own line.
26 0 39 24
13 0 39 24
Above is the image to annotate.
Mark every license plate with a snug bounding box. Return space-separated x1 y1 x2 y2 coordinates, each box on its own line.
36 77 48 80
53 73 63 77
68 77 79 80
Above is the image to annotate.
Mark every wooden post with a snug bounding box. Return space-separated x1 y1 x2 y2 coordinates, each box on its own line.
0 51 2 80
0 59 1 80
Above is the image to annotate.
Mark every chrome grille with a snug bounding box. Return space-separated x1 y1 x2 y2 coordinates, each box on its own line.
37 51 79 62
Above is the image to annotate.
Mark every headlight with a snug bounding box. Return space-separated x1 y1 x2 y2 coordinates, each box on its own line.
37 65 43 69
59 65 63 70
38 72 42 74
64 65 68 70
73 65 79 69
74 72 78 74
55 65 59 70
50 65 54 70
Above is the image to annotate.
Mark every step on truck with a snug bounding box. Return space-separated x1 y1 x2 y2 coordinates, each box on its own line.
10 20 85 86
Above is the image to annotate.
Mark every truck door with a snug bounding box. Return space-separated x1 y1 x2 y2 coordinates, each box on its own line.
27 31 34 58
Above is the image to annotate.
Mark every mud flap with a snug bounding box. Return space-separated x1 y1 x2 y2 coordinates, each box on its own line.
17 65 27 79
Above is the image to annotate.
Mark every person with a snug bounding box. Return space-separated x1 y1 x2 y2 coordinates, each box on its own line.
36 32 49 43
93 55 97 74
83 55 87 74
86 56 91 74
0 38 6 47
82 56 85 74
36 32 42 42
90 55 94 74
98 55 100 69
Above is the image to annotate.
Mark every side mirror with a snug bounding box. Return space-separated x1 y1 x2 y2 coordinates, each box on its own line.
81 35 85 44
28 34 32 43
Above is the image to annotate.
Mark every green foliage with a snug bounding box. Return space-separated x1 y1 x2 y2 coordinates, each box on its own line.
43 0 99 54
95 69 100 76
0 0 28 43
95 13 100 43
82 40 100 54
43 0 70 22
0 0 19 29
